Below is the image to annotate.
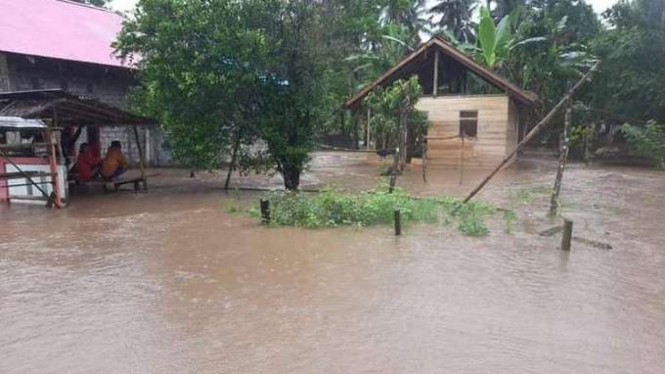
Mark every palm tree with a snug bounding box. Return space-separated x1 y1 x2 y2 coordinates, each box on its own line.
430 0 478 43
383 0 433 45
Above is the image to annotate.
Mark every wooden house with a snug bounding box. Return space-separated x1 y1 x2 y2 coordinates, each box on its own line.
344 37 537 167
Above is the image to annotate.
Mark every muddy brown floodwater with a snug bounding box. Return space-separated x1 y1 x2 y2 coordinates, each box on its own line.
1 151 664 373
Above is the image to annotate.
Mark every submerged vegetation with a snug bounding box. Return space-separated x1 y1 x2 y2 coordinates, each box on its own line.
254 185 512 237
621 121 665 169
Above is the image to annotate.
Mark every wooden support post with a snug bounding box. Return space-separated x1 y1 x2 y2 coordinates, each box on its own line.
355 108 361 150
132 125 146 190
549 99 573 217
562 219 573 251
433 50 439 97
394 210 402 236
260 199 270 223
47 113 62 208
459 133 465 185
457 61 601 208
422 137 428 183
366 108 371 150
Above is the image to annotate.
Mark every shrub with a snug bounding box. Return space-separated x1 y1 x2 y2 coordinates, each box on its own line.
621 121 665 168
259 185 504 236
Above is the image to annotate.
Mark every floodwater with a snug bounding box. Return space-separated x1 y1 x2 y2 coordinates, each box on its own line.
1 152 664 373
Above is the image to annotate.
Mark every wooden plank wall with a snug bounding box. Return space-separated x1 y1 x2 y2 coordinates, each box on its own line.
416 95 516 167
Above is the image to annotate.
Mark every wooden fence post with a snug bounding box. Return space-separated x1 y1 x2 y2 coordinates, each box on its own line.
260 199 270 223
562 219 573 251
394 210 402 236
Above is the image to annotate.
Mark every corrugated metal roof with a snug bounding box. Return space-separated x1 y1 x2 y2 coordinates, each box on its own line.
0 116 46 129
0 0 128 68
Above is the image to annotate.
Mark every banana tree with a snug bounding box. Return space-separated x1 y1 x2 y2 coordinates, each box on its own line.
477 6 514 69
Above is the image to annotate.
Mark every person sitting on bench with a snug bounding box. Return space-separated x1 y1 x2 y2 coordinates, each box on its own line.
75 143 101 183
101 141 128 180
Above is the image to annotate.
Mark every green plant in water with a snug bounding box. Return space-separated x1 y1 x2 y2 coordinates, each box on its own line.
458 216 490 237
621 121 665 169
258 185 504 237
503 209 517 234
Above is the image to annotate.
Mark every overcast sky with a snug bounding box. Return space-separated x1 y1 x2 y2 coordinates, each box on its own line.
109 0 619 16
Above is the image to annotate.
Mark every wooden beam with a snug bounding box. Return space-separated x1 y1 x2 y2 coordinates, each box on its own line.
433 49 439 97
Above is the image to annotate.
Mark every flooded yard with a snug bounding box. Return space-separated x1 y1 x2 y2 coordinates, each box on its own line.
1 152 664 373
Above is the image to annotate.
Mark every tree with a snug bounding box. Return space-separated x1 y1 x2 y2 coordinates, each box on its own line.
249 0 330 190
588 0 665 123
383 0 432 45
116 0 337 190
364 76 425 170
430 0 478 43
115 0 268 173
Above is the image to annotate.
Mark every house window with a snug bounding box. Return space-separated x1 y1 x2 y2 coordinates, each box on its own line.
459 110 478 139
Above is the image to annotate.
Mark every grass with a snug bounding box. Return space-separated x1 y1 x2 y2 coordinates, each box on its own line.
252 184 512 237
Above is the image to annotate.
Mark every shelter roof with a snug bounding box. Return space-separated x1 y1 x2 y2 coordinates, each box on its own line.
0 89 154 126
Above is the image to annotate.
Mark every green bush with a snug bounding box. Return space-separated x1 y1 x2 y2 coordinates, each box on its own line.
621 121 665 168
259 185 506 236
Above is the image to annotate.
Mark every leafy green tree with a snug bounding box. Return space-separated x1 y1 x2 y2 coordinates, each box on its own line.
116 0 345 190
115 0 265 172
365 76 425 169
589 0 665 123
621 121 665 168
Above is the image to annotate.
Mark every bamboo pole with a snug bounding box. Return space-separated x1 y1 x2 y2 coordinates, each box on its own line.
458 61 601 207
549 99 573 217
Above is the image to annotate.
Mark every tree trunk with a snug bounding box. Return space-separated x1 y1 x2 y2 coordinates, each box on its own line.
281 163 301 190
224 133 241 190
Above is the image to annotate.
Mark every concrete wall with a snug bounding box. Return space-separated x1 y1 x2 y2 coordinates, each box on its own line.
0 52 172 166
416 94 516 167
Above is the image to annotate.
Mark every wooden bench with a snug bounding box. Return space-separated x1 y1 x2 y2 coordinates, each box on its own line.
102 177 148 192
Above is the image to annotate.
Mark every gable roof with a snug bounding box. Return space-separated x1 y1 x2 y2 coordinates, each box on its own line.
0 0 128 69
344 36 537 108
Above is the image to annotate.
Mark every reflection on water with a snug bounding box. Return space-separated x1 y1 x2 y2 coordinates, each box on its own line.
1 152 664 373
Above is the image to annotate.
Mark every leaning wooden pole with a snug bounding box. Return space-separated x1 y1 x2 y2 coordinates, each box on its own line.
549 99 573 217
458 61 601 207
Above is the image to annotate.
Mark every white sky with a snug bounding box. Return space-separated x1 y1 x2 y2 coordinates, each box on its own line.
109 0 619 16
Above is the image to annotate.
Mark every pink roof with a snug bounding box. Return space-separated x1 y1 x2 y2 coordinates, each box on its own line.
0 0 128 68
